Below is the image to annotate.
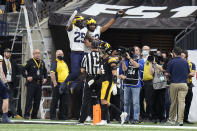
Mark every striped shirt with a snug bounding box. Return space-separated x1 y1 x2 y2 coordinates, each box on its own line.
81 51 100 75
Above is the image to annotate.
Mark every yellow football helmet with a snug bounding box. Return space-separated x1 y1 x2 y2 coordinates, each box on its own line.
99 42 111 49
72 16 84 24
108 57 118 64
86 18 96 25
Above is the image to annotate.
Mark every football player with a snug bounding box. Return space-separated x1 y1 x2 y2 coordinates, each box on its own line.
59 9 94 94
84 10 125 53
97 57 119 125
0 55 12 123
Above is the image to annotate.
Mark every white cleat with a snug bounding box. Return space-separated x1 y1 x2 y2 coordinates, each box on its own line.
120 112 128 125
96 120 107 125
85 116 92 122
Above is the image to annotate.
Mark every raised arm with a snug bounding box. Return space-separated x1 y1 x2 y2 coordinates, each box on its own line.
66 10 78 31
101 10 125 33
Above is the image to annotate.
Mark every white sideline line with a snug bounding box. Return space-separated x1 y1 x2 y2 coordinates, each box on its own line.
12 120 75 124
11 120 197 130
107 123 197 130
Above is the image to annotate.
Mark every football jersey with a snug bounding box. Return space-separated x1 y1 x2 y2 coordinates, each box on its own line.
67 25 88 51
84 26 101 53
89 26 101 39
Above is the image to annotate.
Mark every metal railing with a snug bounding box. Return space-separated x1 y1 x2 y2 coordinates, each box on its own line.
174 19 197 49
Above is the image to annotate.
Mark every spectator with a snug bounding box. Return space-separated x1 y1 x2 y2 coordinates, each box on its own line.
166 47 190 126
2 48 22 119
181 50 196 124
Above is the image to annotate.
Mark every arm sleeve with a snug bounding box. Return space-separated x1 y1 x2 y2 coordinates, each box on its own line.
81 55 87 68
138 59 144 71
50 61 57 73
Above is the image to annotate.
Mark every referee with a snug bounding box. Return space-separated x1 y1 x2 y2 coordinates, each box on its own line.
78 41 101 124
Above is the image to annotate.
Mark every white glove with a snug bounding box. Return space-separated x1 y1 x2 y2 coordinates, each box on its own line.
112 84 117 96
88 79 94 87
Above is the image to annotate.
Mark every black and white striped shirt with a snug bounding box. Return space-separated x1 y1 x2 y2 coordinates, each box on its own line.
81 51 100 75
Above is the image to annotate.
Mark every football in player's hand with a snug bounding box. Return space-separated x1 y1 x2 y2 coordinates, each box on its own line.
76 7 80 12
117 9 125 17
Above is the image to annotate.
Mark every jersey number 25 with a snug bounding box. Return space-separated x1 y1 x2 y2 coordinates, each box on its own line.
74 32 85 43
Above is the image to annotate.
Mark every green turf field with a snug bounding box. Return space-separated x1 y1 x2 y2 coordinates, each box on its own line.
1 124 197 131
1 119 197 131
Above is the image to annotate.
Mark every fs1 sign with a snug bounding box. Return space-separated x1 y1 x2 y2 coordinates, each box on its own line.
82 3 197 18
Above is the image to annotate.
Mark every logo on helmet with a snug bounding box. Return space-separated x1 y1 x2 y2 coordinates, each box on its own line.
86 18 97 32
72 16 84 29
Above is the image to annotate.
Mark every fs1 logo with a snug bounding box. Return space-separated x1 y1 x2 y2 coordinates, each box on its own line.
82 3 197 18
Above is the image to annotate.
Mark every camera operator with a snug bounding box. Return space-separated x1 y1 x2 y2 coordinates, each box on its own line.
139 45 154 121
119 48 142 124
151 54 167 123
133 46 141 59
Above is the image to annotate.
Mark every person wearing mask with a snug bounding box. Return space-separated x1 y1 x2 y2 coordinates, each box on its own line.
119 49 142 124
2 48 22 119
50 50 69 120
181 50 196 124
166 47 190 126
22 49 47 119
139 45 154 121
